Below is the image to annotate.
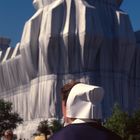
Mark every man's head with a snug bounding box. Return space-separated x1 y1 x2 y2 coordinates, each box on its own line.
61 81 104 125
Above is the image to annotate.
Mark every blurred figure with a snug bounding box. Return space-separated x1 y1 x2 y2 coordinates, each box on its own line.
49 81 122 140
34 134 45 140
3 130 13 140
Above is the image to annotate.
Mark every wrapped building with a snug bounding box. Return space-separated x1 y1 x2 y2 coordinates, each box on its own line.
0 0 139 139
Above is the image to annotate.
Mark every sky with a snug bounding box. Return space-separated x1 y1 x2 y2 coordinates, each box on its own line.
0 0 140 47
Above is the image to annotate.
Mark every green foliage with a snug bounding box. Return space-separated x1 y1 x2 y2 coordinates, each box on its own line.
48 119 62 133
104 103 140 140
36 119 62 136
0 99 23 136
37 120 50 136
104 103 129 139
128 135 140 140
126 110 140 137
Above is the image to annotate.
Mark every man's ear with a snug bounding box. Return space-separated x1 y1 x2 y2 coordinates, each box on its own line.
62 101 66 115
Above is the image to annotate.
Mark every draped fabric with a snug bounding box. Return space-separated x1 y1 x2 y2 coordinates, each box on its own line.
0 0 139 139
128 32 140 112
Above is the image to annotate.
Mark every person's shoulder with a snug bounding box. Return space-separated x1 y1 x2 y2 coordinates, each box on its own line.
86 122 122 140
100 126 122 140
48 125 76 140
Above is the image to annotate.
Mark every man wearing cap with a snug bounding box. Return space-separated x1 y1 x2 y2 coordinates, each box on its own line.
49 81 122 140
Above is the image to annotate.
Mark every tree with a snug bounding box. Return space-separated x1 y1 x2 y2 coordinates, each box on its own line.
47 119 62 134
0 99 23 137
104 103 140 140
35 118 62 140
104 103 130 140
37 120 50 140
126 110 140 140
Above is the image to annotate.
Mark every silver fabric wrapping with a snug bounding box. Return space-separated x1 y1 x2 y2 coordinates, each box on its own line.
0 0 139 139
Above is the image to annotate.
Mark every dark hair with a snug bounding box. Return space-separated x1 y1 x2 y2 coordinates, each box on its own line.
61 81 79 105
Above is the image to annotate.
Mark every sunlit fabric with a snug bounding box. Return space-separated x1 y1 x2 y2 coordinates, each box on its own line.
0 0 138 139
